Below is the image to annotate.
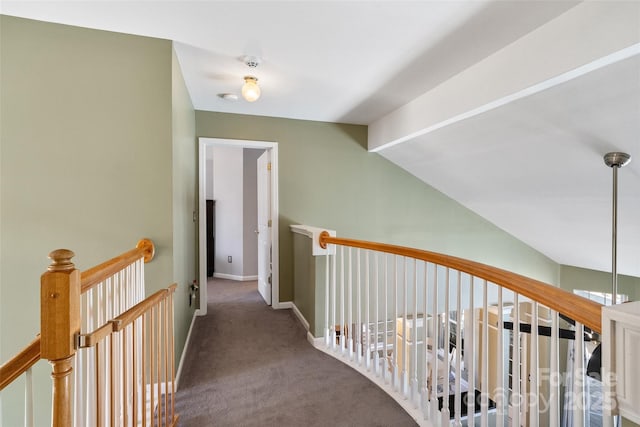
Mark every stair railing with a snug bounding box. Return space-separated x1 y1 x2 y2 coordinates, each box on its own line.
1 238 178 427
317 231 608 427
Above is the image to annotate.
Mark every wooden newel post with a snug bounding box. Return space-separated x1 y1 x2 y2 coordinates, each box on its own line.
41 249 81 427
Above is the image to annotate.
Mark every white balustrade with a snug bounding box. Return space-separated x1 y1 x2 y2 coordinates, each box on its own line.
313 234 610 427
76 258 145 427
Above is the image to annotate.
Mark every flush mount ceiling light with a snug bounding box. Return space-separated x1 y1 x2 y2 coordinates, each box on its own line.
241 56 261 102
242 76 260 102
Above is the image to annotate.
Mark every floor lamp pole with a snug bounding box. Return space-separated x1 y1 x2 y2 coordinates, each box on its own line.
603 152 631 305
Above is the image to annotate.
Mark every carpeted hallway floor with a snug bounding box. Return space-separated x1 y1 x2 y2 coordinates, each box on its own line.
174 278 418 427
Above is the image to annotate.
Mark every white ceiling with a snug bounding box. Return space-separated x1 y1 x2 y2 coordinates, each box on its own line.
0 0 578 124
381 54 640 277
2 1 639 278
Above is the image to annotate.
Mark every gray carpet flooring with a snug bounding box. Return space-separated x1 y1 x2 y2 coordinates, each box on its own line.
174 278 418 427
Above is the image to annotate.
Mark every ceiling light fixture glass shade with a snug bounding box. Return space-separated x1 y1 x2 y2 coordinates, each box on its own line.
242 76 260 102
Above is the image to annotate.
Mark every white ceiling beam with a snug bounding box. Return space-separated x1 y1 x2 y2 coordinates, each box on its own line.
368 1 640 152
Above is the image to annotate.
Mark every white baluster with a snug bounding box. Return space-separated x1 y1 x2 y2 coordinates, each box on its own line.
393 255 398 391
137 262 145 427
325 251 330 347
549 310 559 427
573 322 585 427
24 367 33 427
384 253 389 383
412 259 418 403
365 250 371 369
442 268 450 423
76 293 85 427
512 294 520 427
89 289 97 427
331 246 337 350
496 287 505 427
429 265 437 419
454 271 462 426
348 247 353 360
467 276 475 427
103 280 109 427
356 248 362 364
374 252 380 375
108 276 114 424
402 257 408 396
422 262 429 420
114 275 121 424
481 280 488 427
530 302 539 427
340 246 345 355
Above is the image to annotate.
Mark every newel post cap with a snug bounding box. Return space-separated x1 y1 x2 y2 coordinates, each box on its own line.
47 249 76 271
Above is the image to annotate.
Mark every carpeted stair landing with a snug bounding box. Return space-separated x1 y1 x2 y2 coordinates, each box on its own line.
174 278 418 427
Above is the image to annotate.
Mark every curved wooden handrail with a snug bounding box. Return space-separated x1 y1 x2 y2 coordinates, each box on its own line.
0 336 41 391
81 238 155 293
319 232 602 333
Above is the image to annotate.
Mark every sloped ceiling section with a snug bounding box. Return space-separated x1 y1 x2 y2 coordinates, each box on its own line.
370 2 640 277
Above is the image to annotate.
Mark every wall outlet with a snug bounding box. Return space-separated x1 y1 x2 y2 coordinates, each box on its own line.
227 256 232 263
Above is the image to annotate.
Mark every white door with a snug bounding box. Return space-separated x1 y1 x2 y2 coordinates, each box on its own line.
257 151 272 305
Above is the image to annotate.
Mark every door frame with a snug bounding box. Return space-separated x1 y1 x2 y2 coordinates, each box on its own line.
197 137 280 315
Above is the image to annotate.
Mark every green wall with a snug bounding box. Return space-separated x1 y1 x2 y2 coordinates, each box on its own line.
171 47 198 376
560 265 640 302
0 16 195 426
196 111 559 306
292 231 316 332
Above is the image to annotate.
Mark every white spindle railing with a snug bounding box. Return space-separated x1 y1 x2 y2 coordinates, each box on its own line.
76 258 145 427
0 239 165 427
24 367 34 427
78 284 177 427
314 232 608 427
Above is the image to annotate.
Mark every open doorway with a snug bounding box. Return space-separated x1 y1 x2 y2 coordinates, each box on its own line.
197 137 280 315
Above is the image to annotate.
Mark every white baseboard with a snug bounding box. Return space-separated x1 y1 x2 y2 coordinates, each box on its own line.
213 273 258 281
175 310 197 390
291 303 310 331
279 301 311 333
307 331 324 347
276 301 293 310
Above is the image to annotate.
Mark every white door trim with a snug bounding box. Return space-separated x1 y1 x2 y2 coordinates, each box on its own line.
197 137 281 315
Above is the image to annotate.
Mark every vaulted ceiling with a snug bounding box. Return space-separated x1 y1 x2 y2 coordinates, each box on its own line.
3 1 639 277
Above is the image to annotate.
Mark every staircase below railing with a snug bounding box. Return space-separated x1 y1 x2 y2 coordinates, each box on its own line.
291 226 614 427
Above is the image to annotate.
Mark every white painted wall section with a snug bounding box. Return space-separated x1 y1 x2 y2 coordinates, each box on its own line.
212 146 244 277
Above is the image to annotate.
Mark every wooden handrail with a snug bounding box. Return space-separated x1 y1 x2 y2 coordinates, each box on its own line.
81 284 177 347
112 283 177 332
319 231 602 333
81 238 155 293
0 336 41 391
0 239 155 396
